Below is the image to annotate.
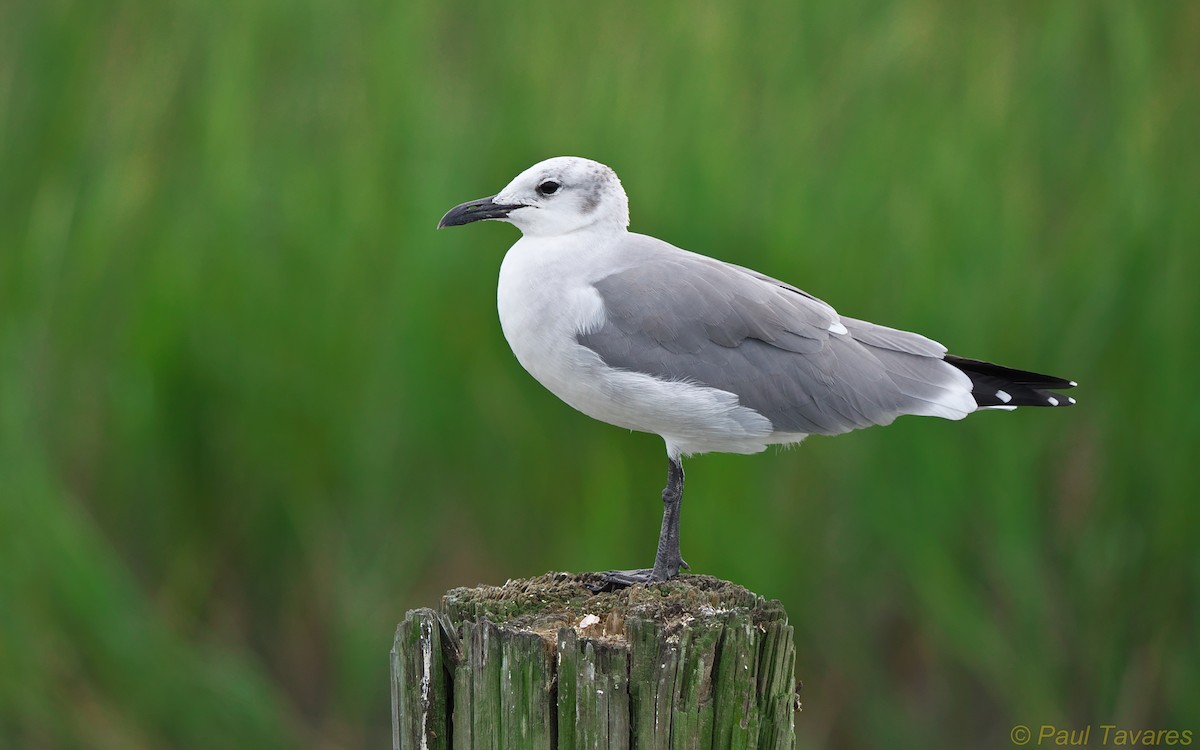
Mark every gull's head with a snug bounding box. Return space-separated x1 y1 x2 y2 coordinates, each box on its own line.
437 157 629 238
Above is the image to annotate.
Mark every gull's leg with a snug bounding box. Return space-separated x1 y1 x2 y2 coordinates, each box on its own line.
592 457 688 591
651 456 687 580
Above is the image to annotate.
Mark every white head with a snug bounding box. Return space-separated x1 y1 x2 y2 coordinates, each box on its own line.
438 157 629 238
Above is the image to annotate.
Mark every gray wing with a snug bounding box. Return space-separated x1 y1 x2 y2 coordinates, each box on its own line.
577 249 969 435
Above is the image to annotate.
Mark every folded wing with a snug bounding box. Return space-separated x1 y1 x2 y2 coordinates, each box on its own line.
577 243 976 436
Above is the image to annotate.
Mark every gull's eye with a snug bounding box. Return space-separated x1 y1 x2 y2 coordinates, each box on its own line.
537 180 561 196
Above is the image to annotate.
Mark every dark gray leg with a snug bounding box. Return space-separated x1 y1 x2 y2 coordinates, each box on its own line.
650 456 688 580
593 457 688 590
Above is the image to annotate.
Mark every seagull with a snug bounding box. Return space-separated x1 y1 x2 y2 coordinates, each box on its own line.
438 156 1076 586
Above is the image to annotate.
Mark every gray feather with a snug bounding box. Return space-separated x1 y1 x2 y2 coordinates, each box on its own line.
577 241 967 435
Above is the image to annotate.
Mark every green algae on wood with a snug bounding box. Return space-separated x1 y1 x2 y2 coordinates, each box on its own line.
392 573 798 749
391 608 449 750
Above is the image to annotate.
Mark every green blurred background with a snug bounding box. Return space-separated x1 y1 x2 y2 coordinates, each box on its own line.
2 1 1197 748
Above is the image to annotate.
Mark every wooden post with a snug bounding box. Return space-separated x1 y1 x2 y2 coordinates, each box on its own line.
391 573 800 750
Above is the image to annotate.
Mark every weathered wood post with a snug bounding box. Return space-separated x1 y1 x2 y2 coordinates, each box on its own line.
391 573 800 749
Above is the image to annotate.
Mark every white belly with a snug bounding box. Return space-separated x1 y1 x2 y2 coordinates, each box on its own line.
496 236 786 457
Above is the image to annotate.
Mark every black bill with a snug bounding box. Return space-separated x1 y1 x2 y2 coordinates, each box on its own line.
437 196 526 228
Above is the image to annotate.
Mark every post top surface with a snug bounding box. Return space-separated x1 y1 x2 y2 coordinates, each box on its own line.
438 572 787 647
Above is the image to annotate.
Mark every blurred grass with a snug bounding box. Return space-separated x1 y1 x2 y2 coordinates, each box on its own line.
2 0 1198 748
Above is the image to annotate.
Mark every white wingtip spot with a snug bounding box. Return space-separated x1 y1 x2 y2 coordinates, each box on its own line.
996 389 1012 404
1067 397 1076 405
829 320 848 335
1069 381 1078 387
1047 397 1059 406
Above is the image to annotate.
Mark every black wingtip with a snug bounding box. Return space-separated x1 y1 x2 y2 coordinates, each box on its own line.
945 355 1076 390
946 355 1078 409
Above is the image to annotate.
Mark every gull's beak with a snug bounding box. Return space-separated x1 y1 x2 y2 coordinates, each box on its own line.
437 195 525 229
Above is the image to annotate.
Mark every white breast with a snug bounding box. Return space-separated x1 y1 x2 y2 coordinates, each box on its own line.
497 234 607 391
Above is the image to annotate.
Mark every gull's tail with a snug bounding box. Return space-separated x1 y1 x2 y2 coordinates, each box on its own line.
944 355 1077 410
